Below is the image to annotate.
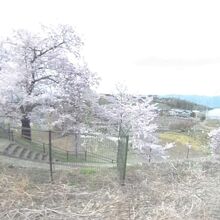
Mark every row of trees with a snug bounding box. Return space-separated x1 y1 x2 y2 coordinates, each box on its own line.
0 24 161 155
1 24 220 158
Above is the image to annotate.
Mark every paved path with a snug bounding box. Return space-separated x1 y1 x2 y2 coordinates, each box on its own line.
0 138 10 153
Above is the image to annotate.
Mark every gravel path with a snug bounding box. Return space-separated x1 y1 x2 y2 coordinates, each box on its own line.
0 138 10 153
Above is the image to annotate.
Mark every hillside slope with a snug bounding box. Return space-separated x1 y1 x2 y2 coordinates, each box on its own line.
163 95 220 108
0 158 220 219
154 96 209 111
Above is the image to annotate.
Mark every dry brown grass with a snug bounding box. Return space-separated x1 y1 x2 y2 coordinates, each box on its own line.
0 158 220 219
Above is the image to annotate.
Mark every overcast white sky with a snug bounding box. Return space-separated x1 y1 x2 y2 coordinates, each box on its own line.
1 0 220 95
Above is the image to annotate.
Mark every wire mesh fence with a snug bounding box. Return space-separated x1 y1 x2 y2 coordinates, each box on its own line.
0 118 210 185
0 123 129 184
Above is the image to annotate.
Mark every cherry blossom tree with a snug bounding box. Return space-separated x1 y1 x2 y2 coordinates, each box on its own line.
0 24 97 140
51 67 99 133
208 128 220 155
102 87 165 158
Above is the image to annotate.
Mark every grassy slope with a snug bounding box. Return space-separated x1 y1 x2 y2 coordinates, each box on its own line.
160 131 208 150
0 158 220 219
159 131 209 159
158 117 220 160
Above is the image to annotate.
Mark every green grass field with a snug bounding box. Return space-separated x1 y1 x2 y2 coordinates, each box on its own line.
158 118 218 158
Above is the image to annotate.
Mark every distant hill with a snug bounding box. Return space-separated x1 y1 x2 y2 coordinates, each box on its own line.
99 94 209 111
154 96 209 111
162 95 220 108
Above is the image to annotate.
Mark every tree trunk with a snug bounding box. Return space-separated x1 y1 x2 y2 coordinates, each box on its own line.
21 117 31 140
74 133 81 158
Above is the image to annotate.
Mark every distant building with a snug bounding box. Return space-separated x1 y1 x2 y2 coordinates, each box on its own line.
168 109 192 118
206 108 220 120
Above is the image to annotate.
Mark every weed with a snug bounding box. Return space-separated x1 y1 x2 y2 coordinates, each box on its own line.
80 167 96 175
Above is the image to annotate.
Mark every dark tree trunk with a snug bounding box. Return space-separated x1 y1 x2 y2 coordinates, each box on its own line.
21 117 31 140
73 133 81 158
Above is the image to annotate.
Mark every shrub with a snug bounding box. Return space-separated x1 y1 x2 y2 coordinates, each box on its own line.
209 128 220 155
169 120 196 132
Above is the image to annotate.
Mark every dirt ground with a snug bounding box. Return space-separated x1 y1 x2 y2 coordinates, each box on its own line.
0 157 220 220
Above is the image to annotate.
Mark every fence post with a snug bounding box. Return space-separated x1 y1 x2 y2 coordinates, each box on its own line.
73 133 80 160
117 134 129 186
121 135 129 185
66 151 69 161
8 124 11 141
186 145 190 159
148 147 152 163
117 126 121 167
43 143 46 153
48 130 53 183
11 130 14 142
85 150 87 161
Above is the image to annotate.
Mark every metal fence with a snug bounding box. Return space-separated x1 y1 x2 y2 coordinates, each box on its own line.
0 124 9 139
117 133 129 185
0 124 129 184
